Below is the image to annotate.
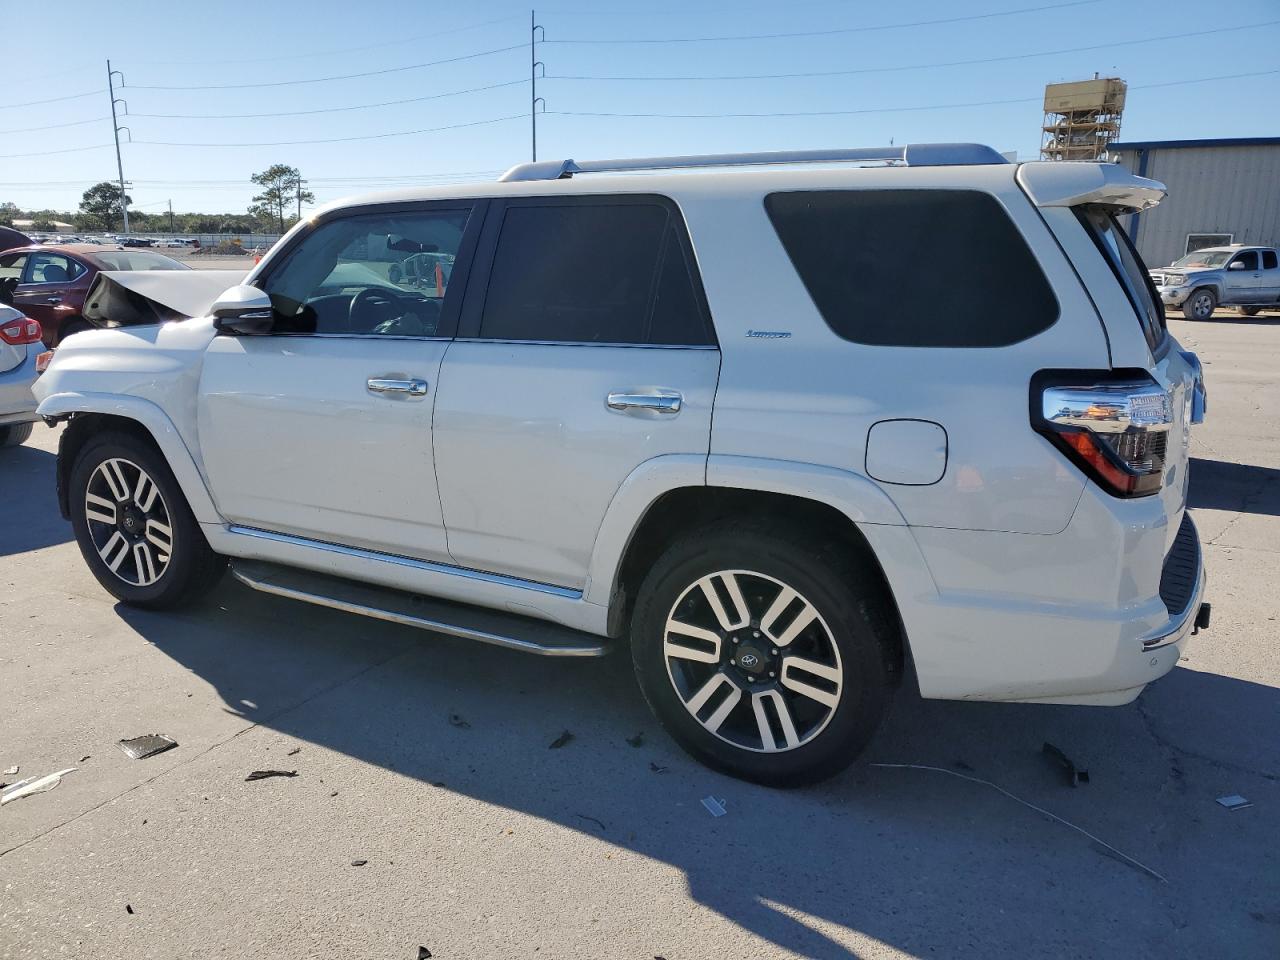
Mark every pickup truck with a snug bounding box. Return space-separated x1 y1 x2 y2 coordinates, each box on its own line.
1150 245 1280 319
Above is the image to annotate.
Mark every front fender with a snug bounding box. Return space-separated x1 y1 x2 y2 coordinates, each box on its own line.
37 391 222 524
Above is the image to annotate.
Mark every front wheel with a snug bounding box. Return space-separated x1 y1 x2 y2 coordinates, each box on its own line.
631 523 898 786
69 430 225 608
1181 288 1217 320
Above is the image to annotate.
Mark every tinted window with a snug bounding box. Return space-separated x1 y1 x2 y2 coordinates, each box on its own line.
1077 206 1165 353
765 190 1058 347
261 207 470 336
479 201 712 345
1229 251 1259 271
0 252 26 280
26 252 85 283
1263 250 1278 270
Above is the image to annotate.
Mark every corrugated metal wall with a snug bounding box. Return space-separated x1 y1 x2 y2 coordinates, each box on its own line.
1112 144 1280 267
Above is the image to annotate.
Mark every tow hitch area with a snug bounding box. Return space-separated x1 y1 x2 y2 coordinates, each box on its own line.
1193 602 1212 634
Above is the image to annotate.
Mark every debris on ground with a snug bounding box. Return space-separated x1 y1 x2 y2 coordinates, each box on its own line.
2 765 17 776
871 762 1166 883
351 859 368 867
626 732 645 748
576 813 606 832
447 713 470 729
701 796 728 818
1042 742 1090 787
118 734 178 760
244 770 298 782
79 755 91 763
1216 794 1252 810
330 790 338 797
548 730 574 749
287 747 301 756
649 762 668 774
417 947 433 959
125 904 134 915
1 767 77 806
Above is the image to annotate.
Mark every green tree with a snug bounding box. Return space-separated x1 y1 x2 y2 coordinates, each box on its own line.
249 163 314 233
0 201 17 227
78 182 131 232
31 217 57 231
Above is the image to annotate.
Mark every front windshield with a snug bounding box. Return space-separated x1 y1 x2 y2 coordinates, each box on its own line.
1172 250 1233 269
93 251 190 271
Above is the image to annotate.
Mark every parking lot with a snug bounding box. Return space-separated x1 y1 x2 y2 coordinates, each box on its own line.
1 314 1276 959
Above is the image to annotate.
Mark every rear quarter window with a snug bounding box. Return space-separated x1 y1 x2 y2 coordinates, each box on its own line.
765 189 1059 348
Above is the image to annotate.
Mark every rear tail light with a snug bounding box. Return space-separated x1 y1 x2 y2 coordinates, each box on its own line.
0 316 42 345
1033 372 1173 498
35 350 55 373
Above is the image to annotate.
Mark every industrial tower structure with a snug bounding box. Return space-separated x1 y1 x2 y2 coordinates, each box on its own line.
1040 76 1127 161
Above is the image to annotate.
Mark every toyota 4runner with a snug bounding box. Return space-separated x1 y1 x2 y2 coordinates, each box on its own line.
34 144 1210 785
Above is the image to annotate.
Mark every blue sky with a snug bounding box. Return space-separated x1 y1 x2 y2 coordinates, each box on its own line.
2 0 1277 216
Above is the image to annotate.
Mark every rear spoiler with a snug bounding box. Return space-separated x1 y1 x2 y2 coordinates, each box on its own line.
83 269 248 328
1016 162 1166 212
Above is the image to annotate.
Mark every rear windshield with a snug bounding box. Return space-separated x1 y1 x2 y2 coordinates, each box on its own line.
93 251 189 271
1076 207 1165 353
765 189 1058 348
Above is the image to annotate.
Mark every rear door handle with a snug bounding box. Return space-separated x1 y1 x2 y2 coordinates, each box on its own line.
367 377 428 397
607 391 682 415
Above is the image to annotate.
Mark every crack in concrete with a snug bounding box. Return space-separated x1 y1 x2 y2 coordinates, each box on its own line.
1136 696 1278 784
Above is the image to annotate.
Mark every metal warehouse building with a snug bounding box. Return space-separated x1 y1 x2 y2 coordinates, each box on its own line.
1108 137 1280 269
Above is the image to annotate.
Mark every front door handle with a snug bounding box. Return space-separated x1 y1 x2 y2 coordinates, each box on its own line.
45 297 62 304
367 377 428 397
607 391 683 415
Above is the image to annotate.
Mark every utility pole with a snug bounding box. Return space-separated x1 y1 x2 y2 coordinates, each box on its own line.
296 178 307 220
167 199 174 233
106 60 130 234
530 11 544 161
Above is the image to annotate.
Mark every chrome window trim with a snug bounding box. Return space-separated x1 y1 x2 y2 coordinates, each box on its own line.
455 337 718 350
263 332 455 343
226 524 583 599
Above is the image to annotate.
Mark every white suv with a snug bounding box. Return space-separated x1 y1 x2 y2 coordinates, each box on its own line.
34 144 1210 785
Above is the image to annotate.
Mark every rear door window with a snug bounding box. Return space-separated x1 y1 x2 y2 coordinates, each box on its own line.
24 252 84 284
1262 250 1278 270
1076 206 1166 353
764 189 1058 348
476 198 714 346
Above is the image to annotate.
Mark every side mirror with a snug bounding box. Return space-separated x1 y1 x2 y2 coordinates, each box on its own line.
1227 261 1247 271
211 284 274 335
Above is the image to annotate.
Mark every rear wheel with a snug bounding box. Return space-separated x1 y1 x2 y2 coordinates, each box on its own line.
0 422 34 447
1181 288 1217 320
69 430 225 608
630 522 897 786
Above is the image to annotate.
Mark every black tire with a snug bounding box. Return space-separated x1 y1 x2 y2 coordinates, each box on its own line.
1238 306 1261 317
0 422 34 447
69 430 225 609
1181 288 1217 320
630 521 898 787
387 263 402 284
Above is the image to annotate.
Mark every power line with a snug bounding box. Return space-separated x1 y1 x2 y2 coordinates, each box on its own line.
125 43 527 90
0 89 103 110
130 79 526 120
134 113 526 148
547 21 1280 81
0 143 114 159
547 68 1280 121
0 116 111 135
541 0 1098 43
131 14 525 66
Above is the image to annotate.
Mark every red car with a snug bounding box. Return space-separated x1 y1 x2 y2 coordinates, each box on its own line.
0 244 189 347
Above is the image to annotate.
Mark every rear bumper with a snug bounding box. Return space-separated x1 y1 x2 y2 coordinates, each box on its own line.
0 349 40 425
890 489 1208 706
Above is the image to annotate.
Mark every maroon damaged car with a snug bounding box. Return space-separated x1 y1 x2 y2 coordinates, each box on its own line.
0 245 188 347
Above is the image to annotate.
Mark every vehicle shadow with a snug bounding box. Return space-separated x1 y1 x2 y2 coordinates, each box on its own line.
114 579 1279 959
0 442 71 555
1189 457 1280 517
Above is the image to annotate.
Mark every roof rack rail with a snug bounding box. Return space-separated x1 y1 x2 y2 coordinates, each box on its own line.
499 143 1007 182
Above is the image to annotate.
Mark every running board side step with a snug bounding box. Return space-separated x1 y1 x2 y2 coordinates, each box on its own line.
230 560 609 657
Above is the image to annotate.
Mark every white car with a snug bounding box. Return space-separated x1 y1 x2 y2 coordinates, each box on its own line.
157 238 194 248
34 144 1210 785
0 306 44 447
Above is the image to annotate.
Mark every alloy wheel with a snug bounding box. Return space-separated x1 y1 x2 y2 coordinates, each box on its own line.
663 569 844 753
1191 292 1214 320
83 458 174 586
